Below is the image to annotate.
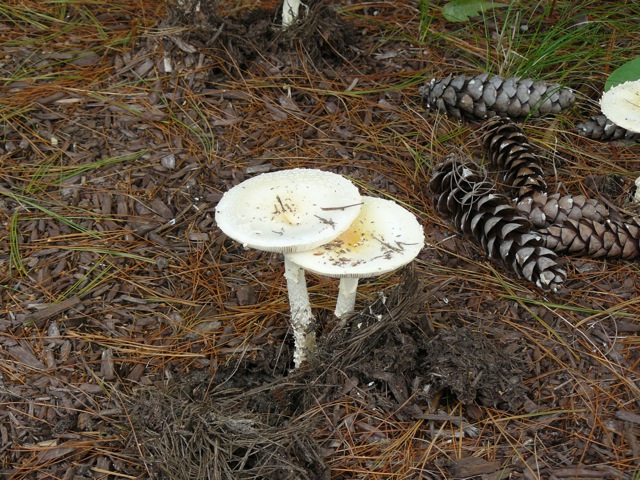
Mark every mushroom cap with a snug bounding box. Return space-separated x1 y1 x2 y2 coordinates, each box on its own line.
600 80 640 133
215 168 362 253
287 196 425 278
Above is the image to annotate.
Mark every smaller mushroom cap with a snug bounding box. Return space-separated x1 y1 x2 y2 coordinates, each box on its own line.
215 169 362 253
600 80 640 134
287 196 425 277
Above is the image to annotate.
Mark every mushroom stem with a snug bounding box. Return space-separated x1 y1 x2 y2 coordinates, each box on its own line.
283 255 316 367
281 0 301 27
335 277 360 323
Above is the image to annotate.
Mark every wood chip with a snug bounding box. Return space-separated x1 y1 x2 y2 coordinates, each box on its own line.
6 345 47 370
616 410 640 424
23 296 81 327
446 457 500 477
149 197 175 220
37 444 75 462
100 349 115 380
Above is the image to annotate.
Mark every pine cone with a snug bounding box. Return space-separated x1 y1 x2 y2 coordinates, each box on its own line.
516 192 610 228
429 156 566 291
482 116 547 198
420 73 575 121
541 217 640 259
576 115 639 142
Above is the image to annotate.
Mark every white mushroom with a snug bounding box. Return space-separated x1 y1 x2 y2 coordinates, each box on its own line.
287 196 425 324
633 177 640 204
600 79 640 134
281 0 302 27
214 168 362 367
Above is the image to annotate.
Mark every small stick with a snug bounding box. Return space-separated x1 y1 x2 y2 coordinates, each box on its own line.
321 202 364 211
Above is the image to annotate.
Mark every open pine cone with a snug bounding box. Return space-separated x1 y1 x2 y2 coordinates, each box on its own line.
576 115 639 142
481 116 612 227
420 73 575 121
541 217 640 259
429 156 566 292
482 116 547 199
516 193 610 229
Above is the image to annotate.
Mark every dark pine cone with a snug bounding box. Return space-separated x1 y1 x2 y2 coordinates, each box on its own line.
576 115 639 142
516 193 610 229
482 116 547 199
540 217 640 259
429 156 566 292
482 117 612 227
420 73 575 121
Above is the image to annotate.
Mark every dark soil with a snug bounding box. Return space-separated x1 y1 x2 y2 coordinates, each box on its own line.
125 272 529 478
167 0 355 76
